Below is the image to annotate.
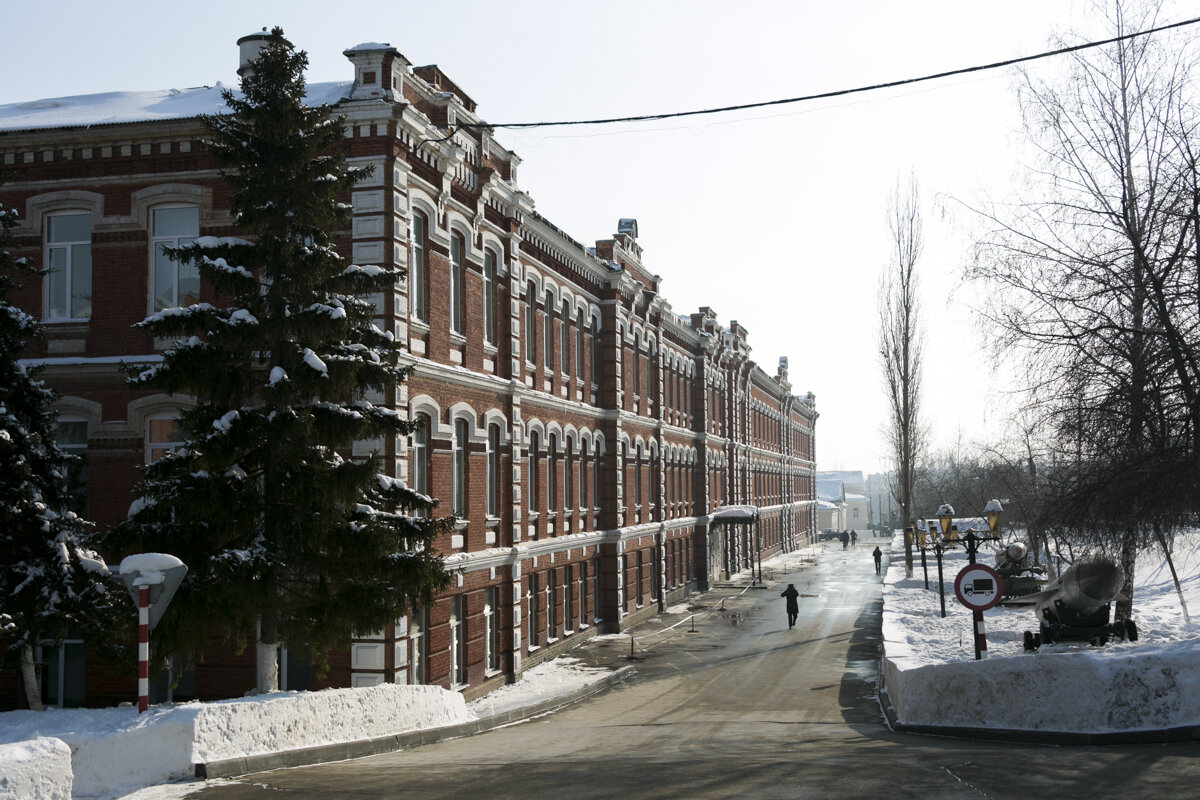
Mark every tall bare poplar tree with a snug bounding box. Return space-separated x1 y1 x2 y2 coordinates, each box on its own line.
878 177 928 576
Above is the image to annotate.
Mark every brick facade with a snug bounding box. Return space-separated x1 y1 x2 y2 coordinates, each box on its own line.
0 38 818 709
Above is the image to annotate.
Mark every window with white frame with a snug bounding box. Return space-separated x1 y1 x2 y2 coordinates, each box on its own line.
528 574 540 647
449 595 466 686
449 231 465 335
543 291 553 370
575 310 584 382
54 419 88 517
409 607 427 684
564 437 573 512
484 586 499 673
452 418 468 517
634 443 643 513
590 319 599 384
525 282 536 363
146 417 183 463
151 206 199 312
486 423 500 518
592 440 601 508
563 565 574 632
45 213 92 321
579 440 589 511
547 432 557 513
545 569 556 641
411 414 430 517
579 561 589 627
410 212 427 323
483 250 497 346
560 300 569 375
528 430 539 514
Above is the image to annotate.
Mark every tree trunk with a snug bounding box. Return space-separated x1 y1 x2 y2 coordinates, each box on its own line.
1155 524 1189 624
21 641 43 711
257 611 279 693
1116 529 1138 621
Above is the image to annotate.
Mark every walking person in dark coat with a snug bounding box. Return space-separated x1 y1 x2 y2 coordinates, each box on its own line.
781 583 800 628
840 530 849 550
873 546 883 575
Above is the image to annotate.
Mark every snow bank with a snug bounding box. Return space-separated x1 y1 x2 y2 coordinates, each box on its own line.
0 737 72 800
0 684 474 798
468 658 611 717
881 529 1200 733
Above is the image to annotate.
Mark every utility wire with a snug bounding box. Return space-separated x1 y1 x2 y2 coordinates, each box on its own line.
454 15 1200 131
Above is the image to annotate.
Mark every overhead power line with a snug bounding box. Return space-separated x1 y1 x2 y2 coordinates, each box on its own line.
458 15 1200 131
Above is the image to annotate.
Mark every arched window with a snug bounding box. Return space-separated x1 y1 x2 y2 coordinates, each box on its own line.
412 414 430 516
449 231 465 335
592 440 601 509
575 310 584 383
410 212 427 322
590 319 599 385
543 290 554 370
560 300 570 375
528 430 540 514
452 418 468 516
632 345 640 401
564 436 574 511
525 282 536 363
633 442 643 512
486 423 500 517
483 249 497 346
547 432 558 512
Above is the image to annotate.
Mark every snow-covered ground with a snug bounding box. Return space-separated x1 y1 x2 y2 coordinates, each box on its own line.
0 656 614 800
881 529 1200 732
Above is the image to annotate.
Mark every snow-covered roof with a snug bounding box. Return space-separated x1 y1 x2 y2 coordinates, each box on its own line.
845 492 867 502
0 82 353 132
817 500 839 511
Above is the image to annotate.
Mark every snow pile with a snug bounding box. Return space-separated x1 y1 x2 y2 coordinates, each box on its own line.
0 737 72 800
881 530 1200 732
0 684 474 798
468 658 611 717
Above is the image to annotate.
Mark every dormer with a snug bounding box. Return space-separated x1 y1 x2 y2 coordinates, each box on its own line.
343 42 411 102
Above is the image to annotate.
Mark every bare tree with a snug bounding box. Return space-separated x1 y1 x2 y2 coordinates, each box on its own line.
967 0 1200 616
878 176 928 576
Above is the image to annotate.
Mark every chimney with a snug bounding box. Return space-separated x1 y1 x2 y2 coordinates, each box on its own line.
237 29 274 79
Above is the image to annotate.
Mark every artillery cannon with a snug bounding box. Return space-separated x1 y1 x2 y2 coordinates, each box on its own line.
1012 557 1138 650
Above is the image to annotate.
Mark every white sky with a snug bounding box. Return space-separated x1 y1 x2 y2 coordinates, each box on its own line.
5 0 1200 474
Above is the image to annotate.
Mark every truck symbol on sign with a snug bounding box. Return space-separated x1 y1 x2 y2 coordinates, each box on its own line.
964 578 994 597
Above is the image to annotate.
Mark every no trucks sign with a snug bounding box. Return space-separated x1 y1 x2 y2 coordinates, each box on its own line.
954 564 1002 612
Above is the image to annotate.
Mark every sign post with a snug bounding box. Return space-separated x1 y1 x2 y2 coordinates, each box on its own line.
119 554 187 713
954 563 1002 660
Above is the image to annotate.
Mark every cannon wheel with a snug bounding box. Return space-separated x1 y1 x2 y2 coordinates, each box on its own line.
1023 630 1038 652
1125 619 1139 642
1039 620 1054 646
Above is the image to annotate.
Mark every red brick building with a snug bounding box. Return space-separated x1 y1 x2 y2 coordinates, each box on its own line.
0 34 817 708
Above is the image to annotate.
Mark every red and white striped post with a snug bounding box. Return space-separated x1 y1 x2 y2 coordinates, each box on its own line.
973 609 989 660
138 585 150 713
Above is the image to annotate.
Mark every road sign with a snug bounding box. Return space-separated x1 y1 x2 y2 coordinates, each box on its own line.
954 563 1001 611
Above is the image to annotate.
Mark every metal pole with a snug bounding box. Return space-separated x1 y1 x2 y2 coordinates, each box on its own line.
935 544 946 618
138 585 149 713
921 547 929 590
973 609 988 660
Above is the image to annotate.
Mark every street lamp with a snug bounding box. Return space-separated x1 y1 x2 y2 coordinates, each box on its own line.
984 498 1004 535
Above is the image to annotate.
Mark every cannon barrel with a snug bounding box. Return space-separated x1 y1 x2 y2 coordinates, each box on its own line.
1055 558 1124 612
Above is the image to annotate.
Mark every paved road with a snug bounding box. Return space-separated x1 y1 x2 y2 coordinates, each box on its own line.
187 538 1200 799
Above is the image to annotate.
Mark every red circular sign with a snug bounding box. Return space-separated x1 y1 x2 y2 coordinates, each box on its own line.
954 564 1002 611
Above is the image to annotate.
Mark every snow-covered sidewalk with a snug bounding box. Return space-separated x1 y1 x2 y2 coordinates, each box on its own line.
0 656 621 800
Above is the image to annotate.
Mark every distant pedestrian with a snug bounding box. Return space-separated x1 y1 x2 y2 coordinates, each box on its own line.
873 546 883 575
840 530 849 550
850 530 858 546
781 584 800 628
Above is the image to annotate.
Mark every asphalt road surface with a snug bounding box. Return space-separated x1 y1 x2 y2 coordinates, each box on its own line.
186 538 1200 799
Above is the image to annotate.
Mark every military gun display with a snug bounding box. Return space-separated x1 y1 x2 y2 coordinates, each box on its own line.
1013 557 1138 650
994 542 1046 600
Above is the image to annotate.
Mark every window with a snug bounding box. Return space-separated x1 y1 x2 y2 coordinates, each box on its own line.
546 570 556 641
45 213 92 320
525 282 536 363
151 206 199 311
412 414 429 517
564 437 573 511
575 311 584 382
636 550 644 607
632 346 640 399
591 557 600 621
543 291 554 369
579 441 589 512
147 417 183 463
634 443 643 512
409 607 427 684
449 231 465 335
592 441 601 508
483 250 497 346
410 212 427 322
547 432 557 512
486 423 500 517
449 596 466 686
528 574 540 647
452 418 468 517
55 420 88 517
528 431 540 514
590 320 599 384
560 301 570 374
484 587 499 673
40 638 85 708
579 561 589 628
563 565 574 631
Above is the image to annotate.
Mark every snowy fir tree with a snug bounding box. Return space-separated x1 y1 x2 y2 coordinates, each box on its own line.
0 203 123 710
110 28 450 691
